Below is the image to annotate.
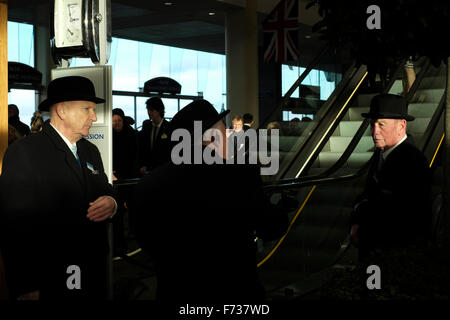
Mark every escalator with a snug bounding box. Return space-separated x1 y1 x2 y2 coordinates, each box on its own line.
257 58 447 298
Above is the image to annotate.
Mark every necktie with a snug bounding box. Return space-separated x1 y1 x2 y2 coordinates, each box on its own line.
71 144 81 167
150 125 156 150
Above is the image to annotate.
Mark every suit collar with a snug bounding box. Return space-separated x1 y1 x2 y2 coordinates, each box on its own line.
43 122 85 185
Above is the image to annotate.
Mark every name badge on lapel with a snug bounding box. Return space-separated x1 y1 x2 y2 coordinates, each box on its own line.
86 162 100 175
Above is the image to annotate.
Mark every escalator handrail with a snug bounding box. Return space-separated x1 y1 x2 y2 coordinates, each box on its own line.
276 63 365 179
258 45 330 129
267 57 433 190
419 93 446 153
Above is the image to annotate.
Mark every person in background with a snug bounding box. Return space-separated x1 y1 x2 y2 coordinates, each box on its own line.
30 111 44 134
8 104 30 138
137 97 171 174
7 125 18 145
243 113 255 131
231 115 244 132
112 108 139 255
112 108 139 180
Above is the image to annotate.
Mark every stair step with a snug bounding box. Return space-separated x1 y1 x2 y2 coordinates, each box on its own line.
408 102 439 118
333 120 369 137
355 93 377 108
407 117 430 135
317 151 372 168
328 136 373 153
412 88 445 104
347 107 370 121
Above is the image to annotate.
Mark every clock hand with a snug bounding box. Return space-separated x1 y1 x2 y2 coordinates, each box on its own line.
67 28 74 36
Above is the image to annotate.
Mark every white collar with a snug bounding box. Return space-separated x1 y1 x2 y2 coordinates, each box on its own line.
382 134 407 160
50 122 77 152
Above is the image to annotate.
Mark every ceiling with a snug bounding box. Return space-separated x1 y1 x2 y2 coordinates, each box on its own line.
7 0 324 56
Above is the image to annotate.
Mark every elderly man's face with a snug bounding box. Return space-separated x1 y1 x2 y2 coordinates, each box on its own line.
63 100 97 139
371 118 406 150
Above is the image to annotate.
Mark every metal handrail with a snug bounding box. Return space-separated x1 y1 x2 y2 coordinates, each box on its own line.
258 45 330 129
267 57 433 190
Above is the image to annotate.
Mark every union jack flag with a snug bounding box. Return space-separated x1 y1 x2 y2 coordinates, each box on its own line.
263 0 299 63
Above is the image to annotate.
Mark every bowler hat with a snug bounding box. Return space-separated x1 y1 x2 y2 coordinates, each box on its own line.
170 99 230 134
38 76 105 111
362 94 414 121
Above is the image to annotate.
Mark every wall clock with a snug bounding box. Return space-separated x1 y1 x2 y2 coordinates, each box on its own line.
51 0 111 65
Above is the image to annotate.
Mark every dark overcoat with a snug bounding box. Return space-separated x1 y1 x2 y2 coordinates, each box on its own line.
132 161 288 301
351 137 432 257
0 122 115 299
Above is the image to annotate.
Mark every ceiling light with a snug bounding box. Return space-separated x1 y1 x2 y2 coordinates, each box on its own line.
305 35 312 39
164 2 172 5
209 12 215 16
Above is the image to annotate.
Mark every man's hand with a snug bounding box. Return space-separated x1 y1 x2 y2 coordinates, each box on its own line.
350 224 360 247
17 290 40 300
87 196 116 222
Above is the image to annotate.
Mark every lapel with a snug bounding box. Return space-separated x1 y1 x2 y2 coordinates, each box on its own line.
43 123 85 188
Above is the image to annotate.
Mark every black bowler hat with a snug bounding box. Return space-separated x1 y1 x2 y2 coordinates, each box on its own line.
38 76 105 112
362 94 415 121
170 99 230 134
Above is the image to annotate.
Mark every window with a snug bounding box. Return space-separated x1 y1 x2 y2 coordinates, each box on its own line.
73 37 227 127
8 21 35 127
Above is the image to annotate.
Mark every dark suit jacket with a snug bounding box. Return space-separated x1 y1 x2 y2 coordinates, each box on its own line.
9 115 30 138
351 137 431 256
0 122 115 299
137 119 171 171
113 125 139 179
132 161 288 301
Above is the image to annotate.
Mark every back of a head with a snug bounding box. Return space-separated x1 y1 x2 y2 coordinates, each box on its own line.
170 99 228 135
8 104 19 118
243 113 253 124
31 112 44 133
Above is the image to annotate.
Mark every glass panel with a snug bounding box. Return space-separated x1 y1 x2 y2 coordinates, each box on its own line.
8 21 34 66
8 89 36 128
112 95 136 129
136 97 149 130
264 45 347 181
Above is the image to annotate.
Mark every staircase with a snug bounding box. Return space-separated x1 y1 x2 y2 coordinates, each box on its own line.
259 60 447 297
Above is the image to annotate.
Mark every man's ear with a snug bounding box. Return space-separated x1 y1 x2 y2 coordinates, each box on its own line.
399 119 407 133
54 102 66 120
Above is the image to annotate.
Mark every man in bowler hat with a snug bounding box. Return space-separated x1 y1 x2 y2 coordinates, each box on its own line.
132 99 288 301
0 76 117 300
350 94 431 260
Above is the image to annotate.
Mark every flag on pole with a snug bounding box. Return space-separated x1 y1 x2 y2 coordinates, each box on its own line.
263 0 300 63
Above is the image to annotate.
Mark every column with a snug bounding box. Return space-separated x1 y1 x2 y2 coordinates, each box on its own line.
225 0 259 126
0 0 8 173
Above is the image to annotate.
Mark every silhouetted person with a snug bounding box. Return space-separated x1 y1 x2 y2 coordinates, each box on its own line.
137 97 171 174
112 108 139 180
8 104 30 138
243 113 255 131
133 99 288 301
0 76 117 300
